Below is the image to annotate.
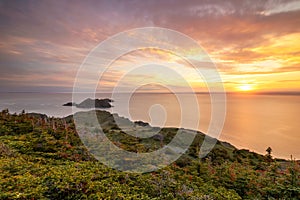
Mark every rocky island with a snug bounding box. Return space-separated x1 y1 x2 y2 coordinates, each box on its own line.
63 98 113 108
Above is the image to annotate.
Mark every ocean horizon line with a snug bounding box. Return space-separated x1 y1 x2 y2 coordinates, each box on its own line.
1 91 300 96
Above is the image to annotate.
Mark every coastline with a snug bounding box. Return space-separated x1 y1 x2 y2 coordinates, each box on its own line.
1 108 294 162
1 92 299 159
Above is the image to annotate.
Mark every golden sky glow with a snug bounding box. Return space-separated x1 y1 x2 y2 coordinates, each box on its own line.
0 1 299 93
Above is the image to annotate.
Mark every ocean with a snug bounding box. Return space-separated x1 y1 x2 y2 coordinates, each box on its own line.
0 92 299 159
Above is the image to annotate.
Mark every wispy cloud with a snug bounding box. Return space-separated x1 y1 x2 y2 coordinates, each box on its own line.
0 0 299 92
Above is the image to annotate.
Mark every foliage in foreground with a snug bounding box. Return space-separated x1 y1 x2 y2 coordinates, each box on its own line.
0 109 299 199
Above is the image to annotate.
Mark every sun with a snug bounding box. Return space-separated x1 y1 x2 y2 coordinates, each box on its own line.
237 84 254 92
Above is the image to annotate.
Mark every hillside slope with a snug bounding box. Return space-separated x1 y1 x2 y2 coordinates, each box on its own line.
0 109 299 199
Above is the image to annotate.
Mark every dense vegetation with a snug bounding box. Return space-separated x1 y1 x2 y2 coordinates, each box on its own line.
0 109 299 199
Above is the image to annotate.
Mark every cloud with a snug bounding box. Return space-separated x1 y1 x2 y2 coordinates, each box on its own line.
0 0 299 92
260 0 300 15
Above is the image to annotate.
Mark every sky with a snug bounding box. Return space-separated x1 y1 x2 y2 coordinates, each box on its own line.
0 0 300 93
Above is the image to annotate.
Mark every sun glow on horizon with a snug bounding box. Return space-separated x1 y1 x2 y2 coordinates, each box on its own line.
237 84 254 92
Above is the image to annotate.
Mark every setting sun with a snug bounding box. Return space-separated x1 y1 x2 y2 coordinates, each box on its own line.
238 84 254 91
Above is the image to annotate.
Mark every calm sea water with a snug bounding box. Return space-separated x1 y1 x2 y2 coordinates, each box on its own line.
0 92 299 159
